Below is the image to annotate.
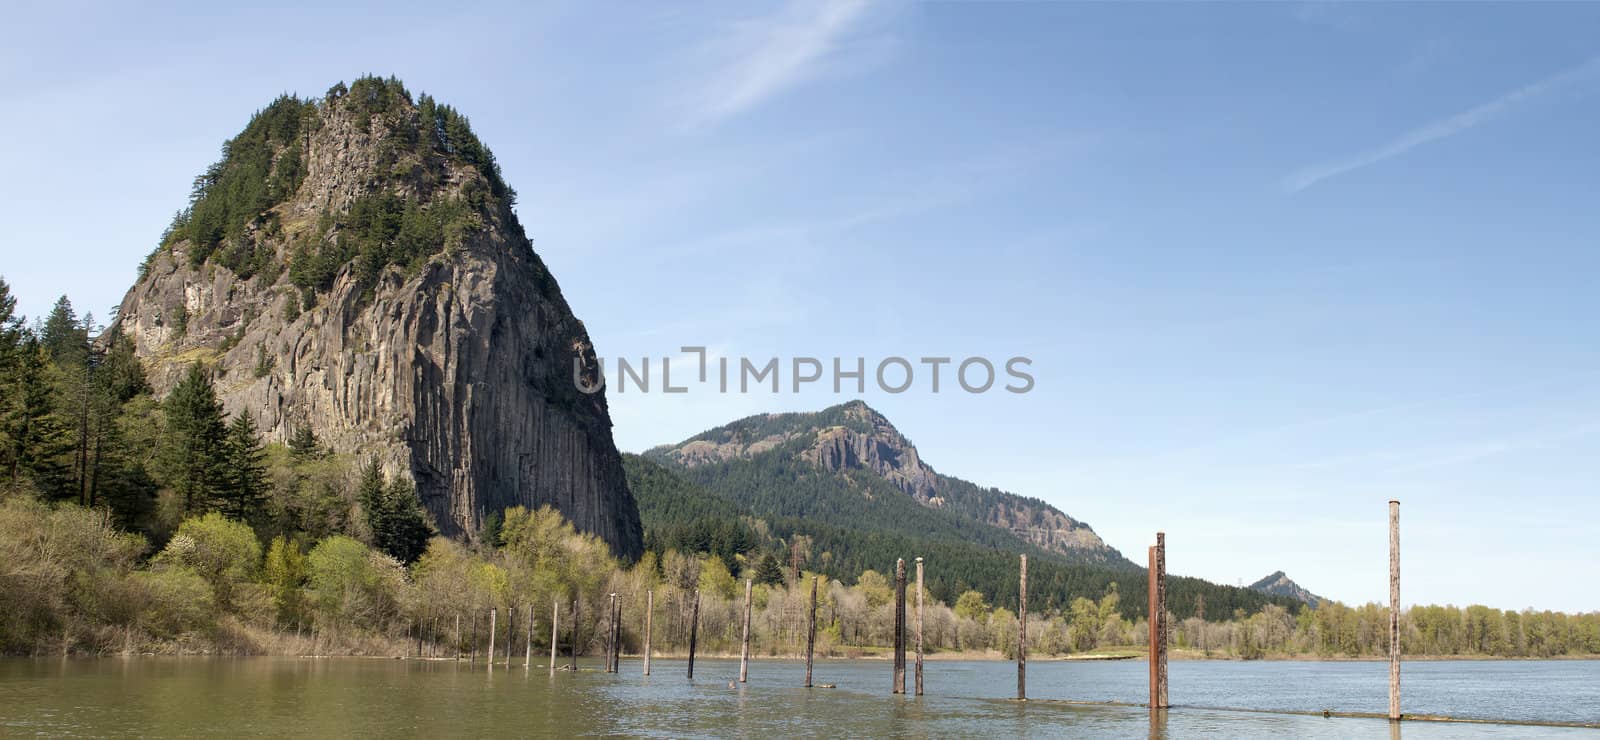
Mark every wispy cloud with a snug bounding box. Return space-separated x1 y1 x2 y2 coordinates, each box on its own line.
682 0 892 128
1284 55 1600 192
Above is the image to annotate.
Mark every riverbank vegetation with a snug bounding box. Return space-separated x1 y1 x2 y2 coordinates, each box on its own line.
3 279 1599 659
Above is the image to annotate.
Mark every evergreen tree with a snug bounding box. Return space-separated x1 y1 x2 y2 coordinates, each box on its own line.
0 277 21 368
218 408 269 520
753 552 786 587
288 425 323 460
357 457 432 564
39 296 88 368
158 363 227 513
4 339 71 491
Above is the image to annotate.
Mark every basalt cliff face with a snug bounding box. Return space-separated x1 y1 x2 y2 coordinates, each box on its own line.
112 77 642 558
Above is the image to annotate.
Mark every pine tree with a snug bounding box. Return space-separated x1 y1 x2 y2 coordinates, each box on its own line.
753 552 786 587
357 457 432 564
4 339 72 491
288 425 323 460
39 296 88 368
158 363 228 513
218 408 269 520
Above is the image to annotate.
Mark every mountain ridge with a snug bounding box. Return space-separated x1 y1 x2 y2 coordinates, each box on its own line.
1249 571 1325 608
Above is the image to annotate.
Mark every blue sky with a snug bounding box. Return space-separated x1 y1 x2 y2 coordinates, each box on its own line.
4 1 1598 611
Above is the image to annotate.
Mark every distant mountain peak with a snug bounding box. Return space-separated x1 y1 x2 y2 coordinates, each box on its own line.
1248 571 1325 608
649 402 1127 565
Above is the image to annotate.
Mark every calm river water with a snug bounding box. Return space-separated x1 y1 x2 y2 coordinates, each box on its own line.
2 657 1596 737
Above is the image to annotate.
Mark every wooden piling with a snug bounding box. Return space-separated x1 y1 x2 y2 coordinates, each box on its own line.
471 611 479 663
569 598 579 671
1148 533 1168 709
1017 554 1027 701
610 595 622 674
915 557 925 697
550 600 559 677
1390 500 1401 721
604 594 616 673
505 604 514 665
893 558 907 694
739 579 753 683
805 576 818 688
525 604 534 669
488 608 497 670
687 589 701 679
454 614 461 660
643 589 654 676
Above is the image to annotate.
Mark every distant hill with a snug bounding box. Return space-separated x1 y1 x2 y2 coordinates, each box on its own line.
628 400 1299 618
1248 571 1325 608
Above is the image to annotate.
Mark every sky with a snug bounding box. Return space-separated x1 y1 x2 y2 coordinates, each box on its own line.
4 1 1598 612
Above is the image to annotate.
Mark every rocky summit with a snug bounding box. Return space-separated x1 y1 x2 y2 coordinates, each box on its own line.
112 77 642 557
651 400 1125 564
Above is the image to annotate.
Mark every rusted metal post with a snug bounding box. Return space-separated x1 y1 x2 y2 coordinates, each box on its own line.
805 576 818 688
915 557 925 696
739 579 753 683
893 558 907 694
550 600 559 677
687 589 701 679
1390 500 1401 721
1148 533 1168 709
1017 554 1027 701
488 608 497 671
643 589 654 676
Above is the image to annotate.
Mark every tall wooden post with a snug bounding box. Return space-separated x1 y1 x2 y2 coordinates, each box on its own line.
611 595 622 674
507 603 516 665
570 598 579 670
471 611 479 663
550 600 559 677
454 613 461 660
1017 554 1027 701
1148 533 1168 709
893 558 907 694
687 589 701 679
488 608 497 670
915 557 925 696
525 604 534 669
604 594 617 673
1389 500 1401 721
643 589 654 676
739 579 753 683
805 576 818 688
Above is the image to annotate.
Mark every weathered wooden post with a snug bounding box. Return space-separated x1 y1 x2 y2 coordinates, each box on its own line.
893 558 907 694
604 594 616 673
570 598 579 670
1017 554 1027 701
550 600 559 677
488 608 497 670
1390 500 1401 721
739 579 753 683
805 576 818 688
505 604 515 665
525 604 534 669
1147 533 1168 709
454 614 461 660
643 589 654 676
611 595 622 674
471 611 479 663
915 556 925 696
687 589 701 679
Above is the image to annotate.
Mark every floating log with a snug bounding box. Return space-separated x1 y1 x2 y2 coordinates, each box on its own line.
740 579 753 683
1390 500 1402 721
1018 554 1027 701
805 576 818 688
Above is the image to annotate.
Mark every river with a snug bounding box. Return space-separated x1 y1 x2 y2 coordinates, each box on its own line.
2 657 1596 737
